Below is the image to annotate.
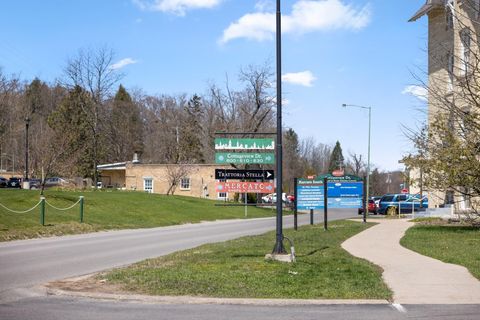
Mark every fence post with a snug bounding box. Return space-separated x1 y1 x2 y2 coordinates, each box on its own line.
79 196 84 223
40 196 45 226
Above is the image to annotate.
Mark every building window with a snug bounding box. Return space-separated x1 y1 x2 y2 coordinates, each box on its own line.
445 0 454 29
144 178 153 193
180 177 190 190
447 51 454 92
218 192 228 199
460 28 471 75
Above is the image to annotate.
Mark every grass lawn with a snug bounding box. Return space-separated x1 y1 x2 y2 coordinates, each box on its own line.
101 220 392 300
0 189 279 241
401 222 480 280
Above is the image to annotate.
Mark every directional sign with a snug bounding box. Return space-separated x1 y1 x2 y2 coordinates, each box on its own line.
214 138 275 151
327 182 363 198
215 169 274 180
215 152 275 164
296 179 325 210
216 182 274 193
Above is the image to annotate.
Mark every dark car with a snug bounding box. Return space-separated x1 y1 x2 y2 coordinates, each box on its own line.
7 177 22 188
0 177 7 188
358 199 377 215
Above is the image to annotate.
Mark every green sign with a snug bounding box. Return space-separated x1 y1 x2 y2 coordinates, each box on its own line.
215 152 275 164
214 138 275 151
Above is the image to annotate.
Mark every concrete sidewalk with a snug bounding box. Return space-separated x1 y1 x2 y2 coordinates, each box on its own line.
342 219 480 304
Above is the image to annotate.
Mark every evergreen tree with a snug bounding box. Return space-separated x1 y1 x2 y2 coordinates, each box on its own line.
178 94 204 163
110 85 143 161
283 128 301 192
328 141 345 173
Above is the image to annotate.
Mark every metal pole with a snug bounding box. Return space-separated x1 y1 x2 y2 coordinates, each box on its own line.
324 177 328 231
293 178 298 231
310 209 314 225
273 0 286 254
365 106 371 224
363 176 367 223
244 192 247 218
25 117 30 181
79 196 84 223
40 196 45 226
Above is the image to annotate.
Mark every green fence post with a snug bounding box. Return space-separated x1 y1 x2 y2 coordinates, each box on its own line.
40 196 45 226
79 196 84 223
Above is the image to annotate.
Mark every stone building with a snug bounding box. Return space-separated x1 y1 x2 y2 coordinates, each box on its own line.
409 0 480 209
98 159 232 200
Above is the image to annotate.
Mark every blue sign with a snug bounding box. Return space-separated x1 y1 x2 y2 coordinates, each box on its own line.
296 181 324 210
327 182 363 198
296 178 364 210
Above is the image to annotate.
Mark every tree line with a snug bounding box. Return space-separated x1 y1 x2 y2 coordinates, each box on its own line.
0 47 399 195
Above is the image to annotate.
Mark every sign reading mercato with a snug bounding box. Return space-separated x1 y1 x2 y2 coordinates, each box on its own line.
215 169 274 180
215 152 275 164
216 181 274 193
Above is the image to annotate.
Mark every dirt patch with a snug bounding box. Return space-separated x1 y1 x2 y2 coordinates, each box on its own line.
46 273 128 295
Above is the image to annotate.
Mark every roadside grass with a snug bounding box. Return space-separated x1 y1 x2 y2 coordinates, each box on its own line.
0 189 279 241
102 220 392 300
401 222 480 280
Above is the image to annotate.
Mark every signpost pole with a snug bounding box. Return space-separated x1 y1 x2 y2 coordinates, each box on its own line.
272 0 286 254
324 177 328 231
363 176 367 223
244 192 247 218
310 209 314 225
294 178 298 231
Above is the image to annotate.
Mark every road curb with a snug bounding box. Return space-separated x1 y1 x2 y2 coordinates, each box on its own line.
43 286 389 306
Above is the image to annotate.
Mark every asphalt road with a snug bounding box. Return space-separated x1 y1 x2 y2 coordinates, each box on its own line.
2 210 479 319
0 209 354 301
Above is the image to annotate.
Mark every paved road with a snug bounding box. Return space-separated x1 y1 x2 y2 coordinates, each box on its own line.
0 209 354 301
2 296 479 320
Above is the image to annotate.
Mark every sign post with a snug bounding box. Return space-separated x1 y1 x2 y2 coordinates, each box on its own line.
324 177 328 231
293 178 298 231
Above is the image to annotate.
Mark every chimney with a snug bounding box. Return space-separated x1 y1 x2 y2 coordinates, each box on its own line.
133 152 140 164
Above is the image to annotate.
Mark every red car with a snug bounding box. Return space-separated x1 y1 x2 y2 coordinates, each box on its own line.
358 199 377 215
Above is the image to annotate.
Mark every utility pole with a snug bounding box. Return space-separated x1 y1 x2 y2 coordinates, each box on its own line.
25 117 30 181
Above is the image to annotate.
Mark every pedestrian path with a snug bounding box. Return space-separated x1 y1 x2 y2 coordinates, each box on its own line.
342 219 480 304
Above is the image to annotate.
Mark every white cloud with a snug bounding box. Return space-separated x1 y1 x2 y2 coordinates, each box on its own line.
402 85 428 102
110 58 138 70
221 0 371 44
282 71 316 87
133 0 222 16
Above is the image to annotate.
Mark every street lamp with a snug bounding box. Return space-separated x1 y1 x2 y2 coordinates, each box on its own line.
342 103 371 223
24 117 30 182
272 0 286 255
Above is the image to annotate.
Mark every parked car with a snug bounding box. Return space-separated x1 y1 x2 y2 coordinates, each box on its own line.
372 196 382 207
377 194 428 215
358 199 377 215
0 177 8 188
7 177 22 188
261 193 290 203
45 177 68 187
28 179 42 189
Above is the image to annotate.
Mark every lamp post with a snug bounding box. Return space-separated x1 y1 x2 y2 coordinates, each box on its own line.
272 0 286 254
342 104 371 223
24 117 30 182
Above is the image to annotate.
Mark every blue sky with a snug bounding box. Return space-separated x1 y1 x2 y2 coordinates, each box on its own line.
0 0 429 171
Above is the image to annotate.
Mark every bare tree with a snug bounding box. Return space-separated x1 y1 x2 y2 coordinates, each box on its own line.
63 47 123 187
164 164 193 195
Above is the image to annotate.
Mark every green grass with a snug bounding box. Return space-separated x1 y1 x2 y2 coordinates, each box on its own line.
401 223 480 279
0 189 280 241
102 220 392 300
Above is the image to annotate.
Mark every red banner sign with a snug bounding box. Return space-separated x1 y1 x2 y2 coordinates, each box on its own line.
216 182 274 193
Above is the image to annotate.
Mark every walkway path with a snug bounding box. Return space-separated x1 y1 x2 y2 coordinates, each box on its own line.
342 219 480 304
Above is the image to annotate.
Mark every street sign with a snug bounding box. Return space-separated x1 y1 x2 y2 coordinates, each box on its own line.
214 138 275 151
215 152 275 164
296 179 325 210
215 169 274 180
216 182 274 193
327 181 363 198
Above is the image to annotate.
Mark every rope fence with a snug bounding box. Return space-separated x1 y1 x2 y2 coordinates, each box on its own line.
0 196 85 226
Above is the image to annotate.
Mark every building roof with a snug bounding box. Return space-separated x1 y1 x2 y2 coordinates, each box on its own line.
97 162 127 170
409 0 444 22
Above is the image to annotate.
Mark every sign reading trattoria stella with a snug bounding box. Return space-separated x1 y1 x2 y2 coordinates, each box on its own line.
215 152 275 164
215 138 275 151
